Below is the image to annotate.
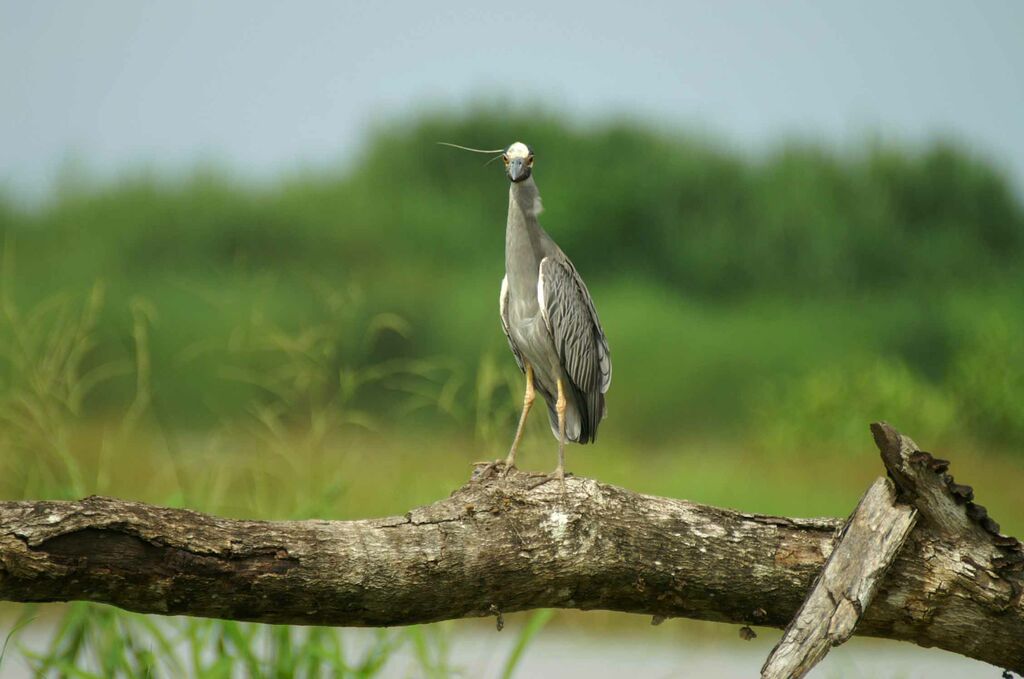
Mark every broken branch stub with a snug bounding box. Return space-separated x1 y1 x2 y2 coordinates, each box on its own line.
761 476 918 679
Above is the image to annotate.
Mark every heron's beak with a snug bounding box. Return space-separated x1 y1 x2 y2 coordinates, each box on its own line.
507 158 529 183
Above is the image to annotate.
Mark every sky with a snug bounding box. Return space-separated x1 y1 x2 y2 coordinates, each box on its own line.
2 1 1023 201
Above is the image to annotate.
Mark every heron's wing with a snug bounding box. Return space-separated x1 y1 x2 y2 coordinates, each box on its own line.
537 257 612 395
499 275 526 373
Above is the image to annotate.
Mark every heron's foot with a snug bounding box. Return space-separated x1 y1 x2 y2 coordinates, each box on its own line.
471 458 517 482
499 453 518 478
526 467 570 494
471 460 502 482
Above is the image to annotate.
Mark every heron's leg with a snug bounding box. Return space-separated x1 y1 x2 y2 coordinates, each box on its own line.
554 377 567 494
504 364 535 469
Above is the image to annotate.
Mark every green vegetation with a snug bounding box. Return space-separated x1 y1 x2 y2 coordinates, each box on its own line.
2 603 553 677
2 108 1022 446
1 108 1022 675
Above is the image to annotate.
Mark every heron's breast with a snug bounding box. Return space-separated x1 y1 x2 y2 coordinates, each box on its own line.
508 308 545 350
509 308 561 384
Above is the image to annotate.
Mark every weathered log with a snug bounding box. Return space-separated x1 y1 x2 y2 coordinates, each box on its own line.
761 476 918 678
0 423 1021 674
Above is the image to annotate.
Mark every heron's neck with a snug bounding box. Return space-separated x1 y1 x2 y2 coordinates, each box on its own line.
505 177 546 282
508 176 543 221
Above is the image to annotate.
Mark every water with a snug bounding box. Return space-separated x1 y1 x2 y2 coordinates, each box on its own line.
442 629 995 678
1 618 999 678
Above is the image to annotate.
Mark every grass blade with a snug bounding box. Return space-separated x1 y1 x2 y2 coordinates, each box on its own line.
500 610 553 679
0 610 36 671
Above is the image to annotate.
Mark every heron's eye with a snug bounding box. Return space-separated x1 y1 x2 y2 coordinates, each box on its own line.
527 156 534 167
502 155 509 165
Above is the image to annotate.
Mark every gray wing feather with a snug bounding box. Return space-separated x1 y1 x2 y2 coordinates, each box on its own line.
538 256 612 395
499 275 525 373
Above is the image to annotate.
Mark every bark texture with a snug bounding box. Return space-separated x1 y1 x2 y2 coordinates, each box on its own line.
761 476 918 679
0 423 1021 674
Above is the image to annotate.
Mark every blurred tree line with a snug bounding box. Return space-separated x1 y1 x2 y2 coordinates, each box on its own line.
1 108 1021 450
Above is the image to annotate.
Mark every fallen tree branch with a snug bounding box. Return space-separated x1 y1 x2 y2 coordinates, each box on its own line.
0 423 1021 674
761 476 918 679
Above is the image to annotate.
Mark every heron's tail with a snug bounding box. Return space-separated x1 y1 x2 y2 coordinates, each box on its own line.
544 388 604 444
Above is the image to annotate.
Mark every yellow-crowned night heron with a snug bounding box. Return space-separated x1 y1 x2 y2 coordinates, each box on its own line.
497 142 612 487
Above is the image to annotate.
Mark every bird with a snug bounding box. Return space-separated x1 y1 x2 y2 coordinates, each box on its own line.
493 141 612 488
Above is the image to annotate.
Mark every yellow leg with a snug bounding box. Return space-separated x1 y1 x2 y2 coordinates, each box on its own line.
504 364 535 469
554 377 567 494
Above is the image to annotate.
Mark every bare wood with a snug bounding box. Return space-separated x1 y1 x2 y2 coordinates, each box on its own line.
869 422 1024 674
0 423 1022 673
761 477 918 679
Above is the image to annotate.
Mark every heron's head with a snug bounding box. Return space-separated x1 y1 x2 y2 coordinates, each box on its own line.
503 142 534 183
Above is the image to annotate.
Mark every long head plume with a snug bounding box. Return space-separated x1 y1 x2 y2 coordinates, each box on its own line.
438 141 534 178
437 141 508 167
436 142 505 154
